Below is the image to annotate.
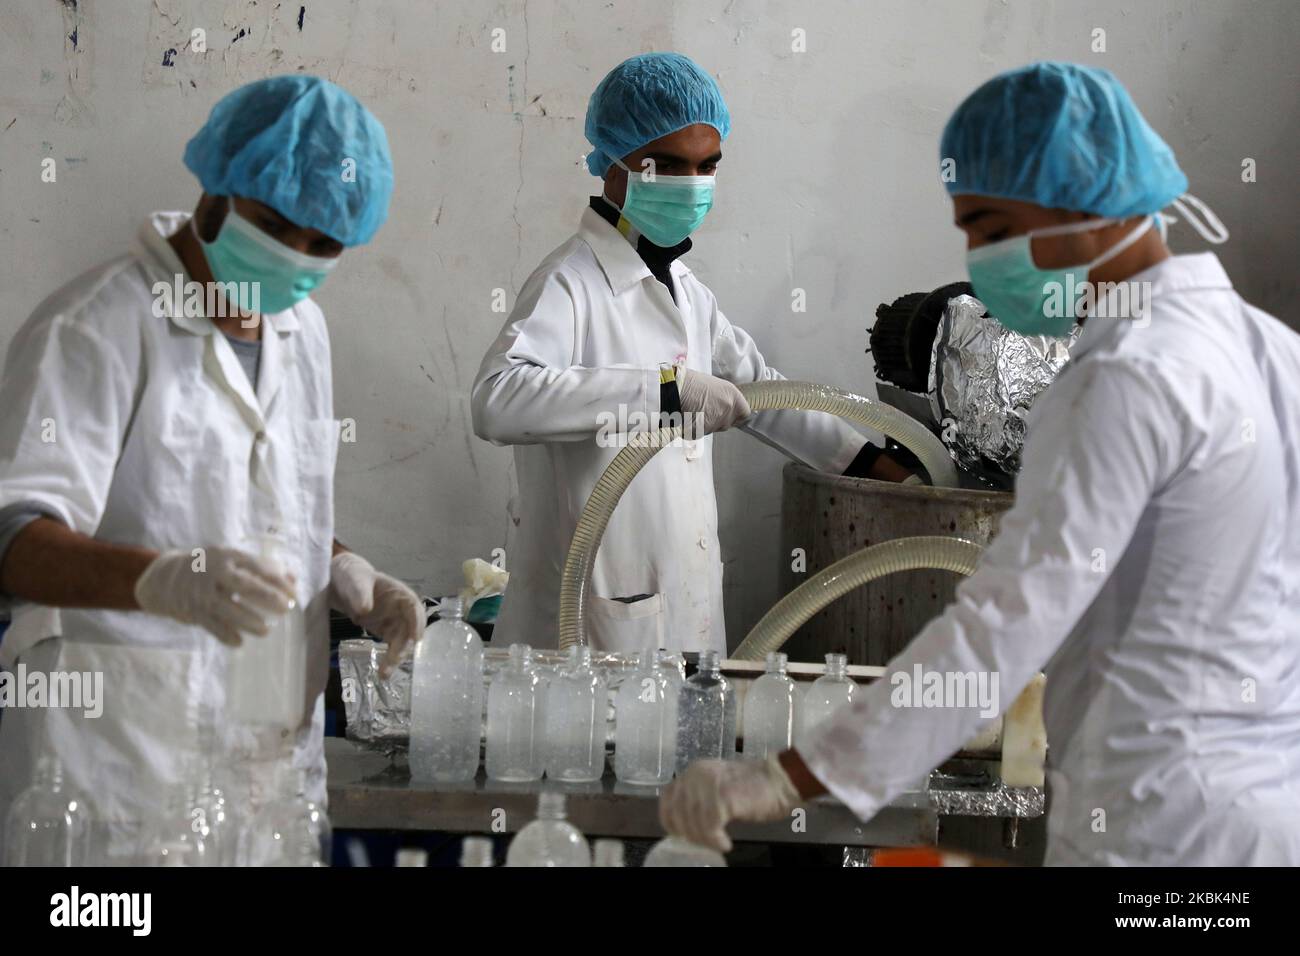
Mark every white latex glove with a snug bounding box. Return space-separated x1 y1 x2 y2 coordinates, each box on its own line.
676 369 753 435
659 756 802 853
329 551 424 678
134 547 296 647
901 474 925 486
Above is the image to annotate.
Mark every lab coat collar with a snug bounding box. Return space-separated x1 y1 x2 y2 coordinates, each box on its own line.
1071 252 1233 360
138 212 294 427
577 206 693 295
136 211 304 335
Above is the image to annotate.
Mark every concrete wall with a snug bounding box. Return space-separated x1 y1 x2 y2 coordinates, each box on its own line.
2 0 1296 647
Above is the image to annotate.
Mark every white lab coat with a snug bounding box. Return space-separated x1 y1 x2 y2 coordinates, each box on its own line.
472 207 865 653
0 213 337 862
801 253 1300 865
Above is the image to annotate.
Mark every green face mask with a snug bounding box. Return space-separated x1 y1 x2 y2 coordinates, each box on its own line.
611 158 715 248
195 198 339 315
966 215 1153 337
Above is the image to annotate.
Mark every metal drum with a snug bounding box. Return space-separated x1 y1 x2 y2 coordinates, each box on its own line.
778 462 1013 665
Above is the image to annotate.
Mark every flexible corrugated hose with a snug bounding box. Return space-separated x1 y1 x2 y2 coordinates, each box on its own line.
558 381 961 649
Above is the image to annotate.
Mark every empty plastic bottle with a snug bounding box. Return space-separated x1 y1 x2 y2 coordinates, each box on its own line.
2 756 89 866
657 648 685 750
459 836 494 867
743 652 800 758
227 532 306 729
798 653 857 747
614 648 676 785
140 781 210 867
244 767 330 867
593 839 625 867
505 792 590 867
644 836 728 867
676 649 737 772
543 645 607 782
485 643 543 782
411 596 485 782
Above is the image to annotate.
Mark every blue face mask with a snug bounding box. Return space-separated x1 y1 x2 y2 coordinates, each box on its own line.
966 215 1154 337
611 159 715 248
195 198 339 315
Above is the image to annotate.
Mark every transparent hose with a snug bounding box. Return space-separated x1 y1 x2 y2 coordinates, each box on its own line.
558 381 960 650
731 536 982 661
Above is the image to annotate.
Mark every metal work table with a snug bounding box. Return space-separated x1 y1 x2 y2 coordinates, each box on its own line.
325 738 1039 848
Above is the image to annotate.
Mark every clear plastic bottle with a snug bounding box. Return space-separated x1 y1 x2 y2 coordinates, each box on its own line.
644 836 728 867
250 766 331 867
485 643 543 782
191 761 233 867
504 792 591 867
657 648 685 755
2 756 89 866
140 782 210 867
614 648 676 785
410 597 485 782
227 532 307 729
543 645 607 782
396 847 429 867
459 836 494 867
676 650 737 772
593 839 625 867
798 653 857 747
743 652 800 758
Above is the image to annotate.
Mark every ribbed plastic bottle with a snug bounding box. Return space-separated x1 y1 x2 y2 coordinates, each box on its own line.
614 648 676 785
798 653 856 747
543 645 607 782
675 649 737 772
743 652 800 758
2 756 89 866
485 643 543 782
504 792 591 867
410 596 485 782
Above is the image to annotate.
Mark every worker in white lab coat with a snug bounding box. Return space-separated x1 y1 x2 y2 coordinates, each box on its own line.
0 76 424 864
472 53 914 654
661 62 1300 865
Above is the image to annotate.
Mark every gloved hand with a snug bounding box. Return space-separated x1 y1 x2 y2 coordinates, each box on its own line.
329 551 424 678
659 756 802 853
134 547 297 647
901 474 925 486
676 369 752 435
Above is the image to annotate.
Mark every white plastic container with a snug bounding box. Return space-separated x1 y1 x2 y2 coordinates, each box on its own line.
505 793 590 867
614 648 676 786
798 653 857 747
410 597 484 782
485 643 543 782
743 652 800 758
676 649 737 771
543 645 607 782
227 533 306 729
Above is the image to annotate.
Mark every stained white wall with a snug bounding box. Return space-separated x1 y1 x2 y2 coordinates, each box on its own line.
2 0 1296 645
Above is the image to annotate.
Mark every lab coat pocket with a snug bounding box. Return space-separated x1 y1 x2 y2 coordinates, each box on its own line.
587 593 666 654
295 418 339 547
47 640 202 826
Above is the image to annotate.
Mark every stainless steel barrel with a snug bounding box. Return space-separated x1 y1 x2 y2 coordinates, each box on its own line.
778 462 1013 665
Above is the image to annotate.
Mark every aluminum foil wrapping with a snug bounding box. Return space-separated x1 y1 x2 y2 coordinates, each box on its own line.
338 640 641 755
927 781 1045 818
928 294 1077 487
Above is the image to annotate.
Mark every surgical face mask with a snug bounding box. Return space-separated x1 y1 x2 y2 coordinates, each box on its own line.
966 215 1154 337
610 158 715 248
195 198 339 315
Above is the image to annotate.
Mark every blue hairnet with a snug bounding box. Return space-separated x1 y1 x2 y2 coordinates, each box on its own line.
184 75 393 246
584 53 731 177
940 62 1187 217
